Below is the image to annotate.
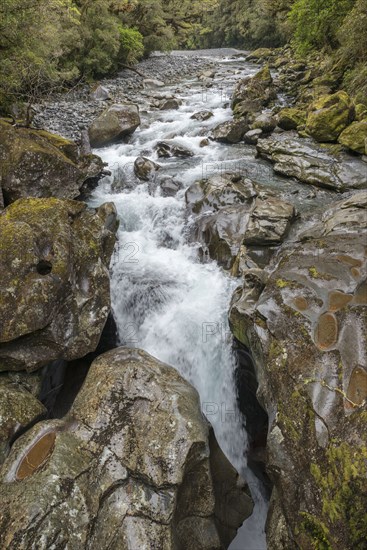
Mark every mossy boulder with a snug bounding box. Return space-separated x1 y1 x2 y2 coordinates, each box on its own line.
338 119 367 154
232 66 276 114
229 198 367 549
0 120 104 206
211 119 249 143
0 374 45 464
88 103 140 147
276 108 306 131
305 91 355 142
246 48 274 61
0 348 253 548
355 103 367 121
0 198 118 371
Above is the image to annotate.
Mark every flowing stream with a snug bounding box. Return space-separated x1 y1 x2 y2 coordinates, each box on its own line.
88 50 278 549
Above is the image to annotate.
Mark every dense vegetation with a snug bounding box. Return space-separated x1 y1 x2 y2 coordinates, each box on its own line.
1 0 366 114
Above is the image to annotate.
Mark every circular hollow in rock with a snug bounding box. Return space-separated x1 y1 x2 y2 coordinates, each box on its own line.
315 312 338 350
36 260 52 276
346 366 367 408
293 296 308 311
328 290 353 312
16 432 56 480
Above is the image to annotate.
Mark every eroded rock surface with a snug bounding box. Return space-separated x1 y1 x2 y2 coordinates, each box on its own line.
186 173 295 269
0 198 118 372
229 200 367 549
257 132 367 191
0 348 253 549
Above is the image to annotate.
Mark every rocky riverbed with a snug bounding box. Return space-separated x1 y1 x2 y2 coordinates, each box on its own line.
0 47 366 550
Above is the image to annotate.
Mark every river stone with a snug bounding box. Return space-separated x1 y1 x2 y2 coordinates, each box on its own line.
211 119 249 143
246 48 274 61
0 348 253 548
156 140 194 158
276 108 306 131
158 98 182 110
90 85 111 101
305 91 355 142
0 198 118 371
244 128 263 145
251 113 277 133
0 120 103 206
191 110 214 121
88 103 140 147
257 132 367 191
338 119 367 154
232 65 275 112
229 219 367 549
243 197 295 245
134 156 160 181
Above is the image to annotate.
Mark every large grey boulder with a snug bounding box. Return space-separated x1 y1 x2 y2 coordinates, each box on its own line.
211 119 248 143
88 104 140 147
134 156 160 181
186 173 295 269
229 204 367 549
0 198 118 372
0 348 253 548
0 120 104 206
257 132 367 191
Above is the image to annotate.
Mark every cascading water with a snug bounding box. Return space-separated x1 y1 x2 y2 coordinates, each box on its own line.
88 50 268 549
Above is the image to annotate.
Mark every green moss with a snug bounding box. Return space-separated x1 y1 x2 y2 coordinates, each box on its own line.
309 267 319 278
276 278 289 288
300 512 331 550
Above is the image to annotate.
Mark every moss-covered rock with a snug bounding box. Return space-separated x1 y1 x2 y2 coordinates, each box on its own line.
232 65 276 114
0 198 118 371
0 120 104 206
354 104 367 121
0 348 253 548
305 91 355 142
246 48 274 61
88 103 140 147
338 119 367 154
229 197 367 549
276 108 306 130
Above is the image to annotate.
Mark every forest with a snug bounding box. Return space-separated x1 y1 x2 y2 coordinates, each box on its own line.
0 0 366 113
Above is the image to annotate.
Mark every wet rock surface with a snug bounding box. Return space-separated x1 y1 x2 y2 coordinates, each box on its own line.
0 348 253 549
88 103 140 147
229 196 367 549
257 132 367 191
0 198 118 371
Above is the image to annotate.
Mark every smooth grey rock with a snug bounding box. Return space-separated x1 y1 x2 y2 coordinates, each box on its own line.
211 119 249 144
134 156 160 181
88 104 140 147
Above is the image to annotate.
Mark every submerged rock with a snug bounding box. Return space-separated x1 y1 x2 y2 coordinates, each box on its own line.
88 103 140 147
156 140 194 158
0 198 118 371
134 156 160 181
257 132 367 191
0 348 253 548
191 110 214 121
229 206 367 549
0 120 103 206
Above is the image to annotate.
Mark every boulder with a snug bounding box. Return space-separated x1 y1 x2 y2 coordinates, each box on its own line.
355 104 367 121
134 156 160 181
276 108 306 131
191 110 214 121
159 176 182 197
211 119 248 144
0 373 45 464
158 98 182 110
257 132 367 191
156 141 194 158
244 129 263 145
0 198 118 371
0 348 253 548
305 91 355 142
186 173 295 268
246 48 274 61
229 211 367 549
232 66 275 112
0 120 104 206
144 79 165 88
338 120 367 154
90 85 111 101
251 113 277 133
88 104 140 147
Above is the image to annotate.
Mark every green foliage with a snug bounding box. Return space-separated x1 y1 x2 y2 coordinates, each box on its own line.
288 0 355 54
118 27 144 65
